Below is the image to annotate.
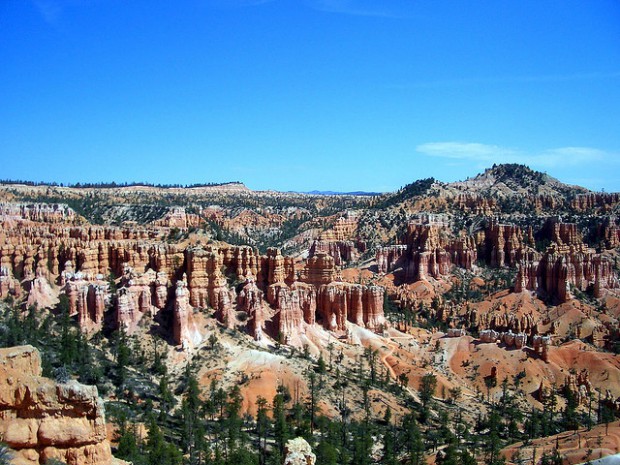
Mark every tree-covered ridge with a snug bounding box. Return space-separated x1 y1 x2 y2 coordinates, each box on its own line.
376 178 436 209
0 179 245 189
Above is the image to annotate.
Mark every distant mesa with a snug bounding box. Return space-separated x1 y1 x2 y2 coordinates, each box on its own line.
0 179 249 191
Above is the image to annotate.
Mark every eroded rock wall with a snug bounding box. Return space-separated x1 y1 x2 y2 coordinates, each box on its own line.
0 345 112 465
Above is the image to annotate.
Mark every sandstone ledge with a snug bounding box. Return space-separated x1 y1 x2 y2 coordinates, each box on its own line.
0 345 112 465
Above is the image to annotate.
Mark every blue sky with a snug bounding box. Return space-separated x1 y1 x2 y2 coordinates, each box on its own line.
1 0 619 192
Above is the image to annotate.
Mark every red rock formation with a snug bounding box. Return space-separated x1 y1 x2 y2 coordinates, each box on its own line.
220 245 261 281
377 219 476 281
268 282 317 327
484 223 525 267
543 218 582 246
309 240 359 266
115 266 161 334
320 214 358 242
0 202 386 342
186 246 213 308
265 247 295 285
302 253 337 286
237 279 266 340
153 271 169 309
61 270 110 334
517 243 619 302
597 216 620 249
571 192 620 212
376 245 407 274
565 369 593 405
364 285 386 330
189 248 237 327
0 345 112 465
487 311 538 335
315 282 385 332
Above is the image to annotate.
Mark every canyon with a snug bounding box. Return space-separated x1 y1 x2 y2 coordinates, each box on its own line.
0 164 619 465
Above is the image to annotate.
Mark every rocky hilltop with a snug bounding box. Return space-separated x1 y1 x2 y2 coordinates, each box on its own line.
0 164 619 465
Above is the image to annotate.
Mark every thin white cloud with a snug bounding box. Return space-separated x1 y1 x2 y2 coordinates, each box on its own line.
32 0 62 25
416 142 610 168
31 0 101 26
416 142 517 162
305 0 415 19
538 147 607 166
394 71 620 89
204 0 278 8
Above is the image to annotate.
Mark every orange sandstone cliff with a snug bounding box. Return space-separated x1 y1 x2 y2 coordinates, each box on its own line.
0 345 112 465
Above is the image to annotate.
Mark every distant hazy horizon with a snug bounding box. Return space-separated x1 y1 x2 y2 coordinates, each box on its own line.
2 1 619 192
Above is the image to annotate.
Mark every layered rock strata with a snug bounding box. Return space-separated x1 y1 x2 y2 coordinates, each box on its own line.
514 243 619 302
0 345 112 465
376 219 476 279
0 204 386 346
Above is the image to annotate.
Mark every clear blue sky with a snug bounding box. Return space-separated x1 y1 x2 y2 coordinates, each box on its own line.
1 0 619 192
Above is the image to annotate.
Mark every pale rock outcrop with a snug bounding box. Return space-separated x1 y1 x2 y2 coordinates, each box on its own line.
283 437 316 465
446 328 466 337
152 206 201 229
0 203 78 224
0 266 21 299
115 266 161 334
532 335 551 362
479 329 501 343
173 274 201 348
479 329 529 349
63 270 109 334
26 264 58 310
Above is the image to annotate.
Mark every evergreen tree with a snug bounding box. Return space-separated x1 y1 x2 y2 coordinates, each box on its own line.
484 409 505 465
117 422 145 465
419 373 437 422
401 413 424 465
145 416 182 465
255 396 269 465
561 384 580 431
181 371 203 465
272 389 290 457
